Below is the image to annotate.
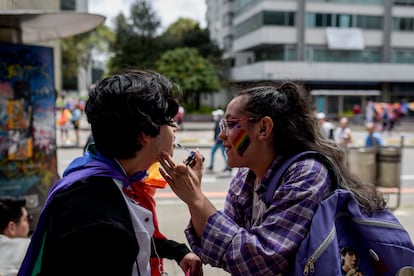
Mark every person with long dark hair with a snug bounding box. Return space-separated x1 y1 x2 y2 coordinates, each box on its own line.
158 81 386 275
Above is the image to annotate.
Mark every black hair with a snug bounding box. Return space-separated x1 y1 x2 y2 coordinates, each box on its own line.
340 246 356 256
0 196 26 232
85 69 181 159
235 81 386 212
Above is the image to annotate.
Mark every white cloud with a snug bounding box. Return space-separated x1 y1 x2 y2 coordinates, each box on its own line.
89 0 206 30
152 0 206 29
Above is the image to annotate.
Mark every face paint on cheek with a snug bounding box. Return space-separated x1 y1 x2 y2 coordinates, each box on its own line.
231 128 251 156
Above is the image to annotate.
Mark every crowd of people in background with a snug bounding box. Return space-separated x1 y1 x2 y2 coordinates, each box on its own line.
316 99 410 151
365 100 409 133
56 94 85 146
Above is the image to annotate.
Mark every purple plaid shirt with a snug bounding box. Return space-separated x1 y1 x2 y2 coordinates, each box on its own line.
185 156 332 275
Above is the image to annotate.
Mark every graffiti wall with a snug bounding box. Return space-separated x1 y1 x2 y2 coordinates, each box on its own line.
0 42 59 228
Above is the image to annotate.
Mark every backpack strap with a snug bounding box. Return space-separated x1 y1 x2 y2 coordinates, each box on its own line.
264 151 341 205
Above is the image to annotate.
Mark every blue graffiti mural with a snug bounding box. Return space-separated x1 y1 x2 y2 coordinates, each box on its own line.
0 42 58 211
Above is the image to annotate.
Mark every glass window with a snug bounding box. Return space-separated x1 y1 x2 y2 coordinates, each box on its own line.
393 17 414 31
308 0 383 3
315 13 333 27
223 35 233 51
307 13 337 27
234 11 295 38
255 46 297 62
391 50 414 63
394 0 414 5
337 14 353 28
263 11 295 26
356 15 383 29
223 12 233 27
307 13 383 29
305 48 381 63
306 13 316 27
61 0 76 10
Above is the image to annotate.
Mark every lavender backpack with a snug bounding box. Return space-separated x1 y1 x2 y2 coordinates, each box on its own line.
265 151 414 276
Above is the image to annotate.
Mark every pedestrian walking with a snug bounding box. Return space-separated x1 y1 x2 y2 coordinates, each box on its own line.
364 122 383 147
317 112 335 140
70 103 82 146
57 107 72 145
207 109 230 173
334 117 353 149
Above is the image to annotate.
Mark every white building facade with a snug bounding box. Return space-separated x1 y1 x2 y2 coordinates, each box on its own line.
206 0 414 116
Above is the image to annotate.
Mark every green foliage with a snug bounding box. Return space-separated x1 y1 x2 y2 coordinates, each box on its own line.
101 0 227 111
108 0 163 74
163 18 197 41
161 19 223 69
156 47 220 109
61 24 114 86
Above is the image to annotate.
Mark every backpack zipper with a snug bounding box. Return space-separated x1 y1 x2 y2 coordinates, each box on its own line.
336 211 404 230
303 225 336 275
352 217 405 229
303 213 404 275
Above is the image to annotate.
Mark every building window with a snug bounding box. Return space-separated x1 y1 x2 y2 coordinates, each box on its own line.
234 0 256 15
61 0 76 10
308 0 383 4
223 12 233 27
337 14 352 28
255 46 297 62
356 15 382 29
314 13 333 27
234 11 295 38
391 50 414 63
305 47 381 62
307 13 382 29
263 11 295 26
394 0 414 5
223 35 233 51
393 17 414 31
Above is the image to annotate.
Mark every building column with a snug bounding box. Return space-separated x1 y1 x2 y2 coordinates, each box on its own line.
382 0 393 62
296 0 306 61
382 82 391 102
338 95 344 115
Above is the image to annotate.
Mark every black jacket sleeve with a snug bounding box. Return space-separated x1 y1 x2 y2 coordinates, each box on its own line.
152 237 191 264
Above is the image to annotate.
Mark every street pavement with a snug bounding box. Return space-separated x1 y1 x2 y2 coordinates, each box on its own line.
57 118 414 276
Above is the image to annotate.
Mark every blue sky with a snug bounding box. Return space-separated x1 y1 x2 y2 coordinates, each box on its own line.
89 0 207 31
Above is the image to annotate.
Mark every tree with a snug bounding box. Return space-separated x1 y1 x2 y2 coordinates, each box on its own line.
161 19 226 89
156 47 220 110
161 18 222 64
108 0 163 74
61 24 114 92
161 18 198 49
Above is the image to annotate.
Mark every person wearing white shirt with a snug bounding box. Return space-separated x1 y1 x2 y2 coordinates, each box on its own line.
0 196 31 276
334 117 353 149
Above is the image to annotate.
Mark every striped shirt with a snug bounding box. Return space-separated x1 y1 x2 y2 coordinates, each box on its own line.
185 156 332 275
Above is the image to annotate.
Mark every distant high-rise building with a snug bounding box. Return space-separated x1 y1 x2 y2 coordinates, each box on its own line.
206 0 414 116
60 0 92 96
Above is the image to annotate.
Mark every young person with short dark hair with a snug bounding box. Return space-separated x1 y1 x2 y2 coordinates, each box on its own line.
19 69 202 276
0 196 31 275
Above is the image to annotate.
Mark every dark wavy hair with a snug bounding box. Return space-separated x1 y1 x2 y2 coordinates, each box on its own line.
85 69 180 159
0 196 26 232
235 81 386 212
